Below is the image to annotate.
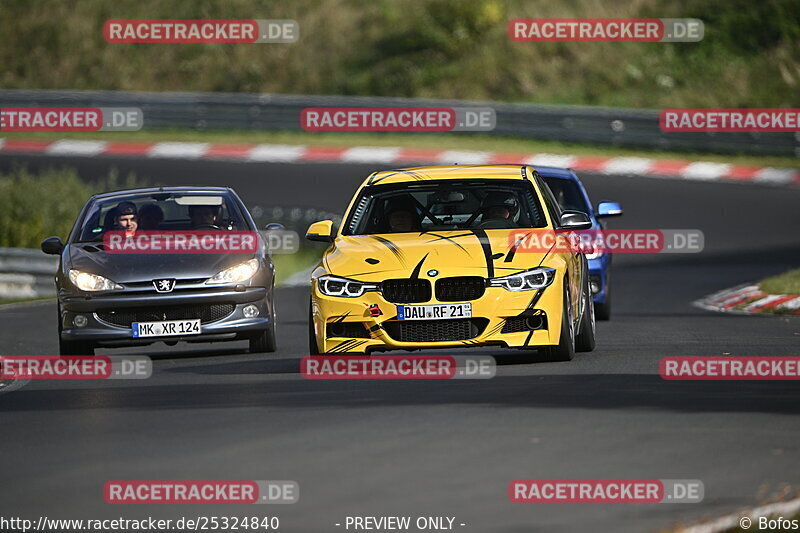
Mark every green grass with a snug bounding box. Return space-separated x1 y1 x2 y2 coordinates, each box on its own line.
4 129 799 169
0 166 141 248
272 248 321 285
760 269 800 295
0 296 54 306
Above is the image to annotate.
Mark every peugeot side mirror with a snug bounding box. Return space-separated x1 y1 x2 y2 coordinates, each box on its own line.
41 236 64 255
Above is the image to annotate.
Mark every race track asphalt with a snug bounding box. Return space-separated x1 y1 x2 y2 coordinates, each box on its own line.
0 153 799 532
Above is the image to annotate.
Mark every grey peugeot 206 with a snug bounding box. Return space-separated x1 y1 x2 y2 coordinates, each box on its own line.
41 187 277 355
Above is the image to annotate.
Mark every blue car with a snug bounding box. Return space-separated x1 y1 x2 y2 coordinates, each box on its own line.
538 167 623 320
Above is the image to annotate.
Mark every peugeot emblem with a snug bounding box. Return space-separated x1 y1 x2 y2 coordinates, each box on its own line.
427 269 439 277
153 279 176 293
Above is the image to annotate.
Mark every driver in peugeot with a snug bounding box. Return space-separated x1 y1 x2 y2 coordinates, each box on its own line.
189 204 221 228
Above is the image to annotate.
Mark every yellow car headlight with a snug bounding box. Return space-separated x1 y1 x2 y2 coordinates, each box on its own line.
318 275 378 298
68 270 123 291
206 258 260 285
488 267 556 292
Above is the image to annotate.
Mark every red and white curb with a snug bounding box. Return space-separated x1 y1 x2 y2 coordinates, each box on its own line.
1 138 798 186
678 496 800 533
694 283 800 315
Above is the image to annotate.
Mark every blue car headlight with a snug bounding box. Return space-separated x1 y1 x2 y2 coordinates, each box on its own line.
585 250 604 260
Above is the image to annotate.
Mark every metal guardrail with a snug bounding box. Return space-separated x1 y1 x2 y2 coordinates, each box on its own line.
0 247 57 298
250 205 342 230
1 89 797 157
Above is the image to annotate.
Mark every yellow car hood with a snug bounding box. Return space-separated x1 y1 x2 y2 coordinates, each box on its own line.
322 229 552 281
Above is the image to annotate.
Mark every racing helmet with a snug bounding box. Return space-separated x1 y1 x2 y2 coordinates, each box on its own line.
481 191 519 218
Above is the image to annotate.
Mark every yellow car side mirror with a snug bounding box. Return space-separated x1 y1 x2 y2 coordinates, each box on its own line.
306 220 335 243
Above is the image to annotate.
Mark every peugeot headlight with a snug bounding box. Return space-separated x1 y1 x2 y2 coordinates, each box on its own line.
68 270 123 292
206 258 260 285
317 275 378 298
488 267 556 292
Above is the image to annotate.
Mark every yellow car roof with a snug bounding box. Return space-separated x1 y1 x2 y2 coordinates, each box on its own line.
363 165 532 187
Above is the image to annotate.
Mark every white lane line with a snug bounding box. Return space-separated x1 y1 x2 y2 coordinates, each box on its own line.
602 157 653 175
437 150 492 164
148 142 209 159
681 162 731 181
525 153 576 167
46 140 108 156
341 147 401 163
247 144 306 162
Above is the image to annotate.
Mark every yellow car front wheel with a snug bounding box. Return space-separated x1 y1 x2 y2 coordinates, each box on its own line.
308 302 321 355
541 283 575 362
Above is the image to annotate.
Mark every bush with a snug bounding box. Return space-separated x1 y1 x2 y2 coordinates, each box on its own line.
0 166 141 248
0 0 797 107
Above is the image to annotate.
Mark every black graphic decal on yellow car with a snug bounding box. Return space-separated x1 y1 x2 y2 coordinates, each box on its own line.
423 232 473 254
524 330 534 346
343 269 394 278
409 253 429 279
471 228 494 278
328 339 368 353
484 320 507 338
370 235 406 265
505 291 545 320
369 169 426 185
505 230 535 263
331 312 351 323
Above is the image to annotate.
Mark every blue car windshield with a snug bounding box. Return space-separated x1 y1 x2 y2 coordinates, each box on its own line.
542 176 590 213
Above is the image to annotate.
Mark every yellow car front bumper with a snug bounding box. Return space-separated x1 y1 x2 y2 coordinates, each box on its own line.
310 276 566 354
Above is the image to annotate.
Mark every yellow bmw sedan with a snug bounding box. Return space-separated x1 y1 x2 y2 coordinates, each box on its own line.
306 165 596 361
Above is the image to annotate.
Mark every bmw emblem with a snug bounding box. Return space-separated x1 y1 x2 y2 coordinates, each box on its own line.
427 269 439 277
